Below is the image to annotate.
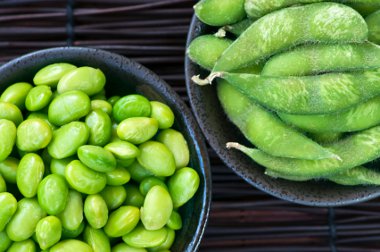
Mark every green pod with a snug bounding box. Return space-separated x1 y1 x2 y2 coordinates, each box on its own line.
37 174 69 215
0 231 12 251
91 99 113 115
141 185 173 231
100 185 127 210
86 109 113 146
139 177 168 196
156 129 190 169
50 239 93 252
187 35 233 70
122 224 168 248
57 190 83 231
84 226 111 252
0 175 5 192
25 85 53 111
124 183 145 208
217 81 337 160
17 153 45 198
117 117 159 145
33 63 77 87
84 194 109 229
310 132 343 144
6 198 46 242
210 2 367 73
113 94 151 123
35 216 62 250
0 82 33 110
166 211 182 230
61 221 85 239
150 101 174 129
16 118 53 152
105 141 140 160
224 18 255 37
57 66 106 96
106 166 131 186
0 192 17 232
168 167 200 208
112 243 147 252
366 10 380 44
48 90 91 126
148 228 175 252
78 145 117 172
126 161 154 182
7 239 36 252
137 141 176 177
262 43 380 76
0 119 16 162
216 69 380 114
48 121 90 159
0 157 18 184
349 1 380 16
0 101 23 126
328 166 380 186
104 206 140 237
65 160 107 194
194 0 245 26
50 157 75 177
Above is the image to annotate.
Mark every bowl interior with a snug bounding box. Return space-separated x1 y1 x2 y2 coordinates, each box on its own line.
0 47 211 251
185 16 380 207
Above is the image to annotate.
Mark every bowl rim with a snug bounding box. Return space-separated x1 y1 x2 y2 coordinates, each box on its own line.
185 15 380 207
0 46 212 251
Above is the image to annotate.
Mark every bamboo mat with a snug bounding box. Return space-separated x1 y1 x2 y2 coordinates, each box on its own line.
1 1 380 251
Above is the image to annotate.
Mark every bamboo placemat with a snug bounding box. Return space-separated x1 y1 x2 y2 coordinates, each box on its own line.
1 1 380 251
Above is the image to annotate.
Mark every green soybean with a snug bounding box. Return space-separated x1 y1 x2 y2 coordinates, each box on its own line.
0 231 12 252
113 95 151 123
65 160 107 194
112 243 147 252
91 99 113 115
57 66 106 96
108 95 120 106
279 96 380 133
106 166 131 186
84 194 108 229
0 157 18 184
263 43 380 76
104 206 140 237
208 3 367 74
50 239 93 252
126 161 154 182
35 216 62 250
217 81 337 159
1 82 33 110
48 121 90 159
91 89 107 100
27 112 57 131
84 226 111 252
194 0 246 26
166 211 182 230
168 167 200 208
37 174 68 215
0 101 23 126
139 177 168 196
100 185 127 210
0 192 17 232
148 228 175 252
7 239 36 252
215 69 380 114
137 141 176 177
141 185 173 231
105 141 140 160
124 183 145 208
61 222 85 239
57 190 83 231
16 118 53 152
25 85 53 111
0 176 5 192
33 63 77 87
50 157 75 177
122 224 168 248
117 117 159 145
187 35 233 70
0 119 16 162
150 101 175 129
156 129 190 168
17 153 45 198
86 109 112 146
48 90 91 126
78 145 117 172
367 10 380 44
6 198 46 242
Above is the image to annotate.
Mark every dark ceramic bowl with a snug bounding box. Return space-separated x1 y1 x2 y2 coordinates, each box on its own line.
185 16 380 207
0 47 211 251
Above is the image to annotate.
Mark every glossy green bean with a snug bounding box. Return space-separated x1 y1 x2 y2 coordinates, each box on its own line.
35 216 62 250
105 166 131 186
86 109 112 146
33 63 77 87
117 117 159 145
37 174 69 215
0 82 33 110
57 190 83 231
16 118 53 152
78 145 117 172
156 129 190 168
168 167 200 208
0 231 12 252
84 194 108 229
0 157 18 184
122 224 168 248
100 185 127 210
0 101 23 126
104 206 140 237
17 153 45 198
49 239 93 252
7 239 36 252
0 192 17 232
0 119 16 162
25 85 53 111
194 0 245 26
113 95 151 123
84 226 111 252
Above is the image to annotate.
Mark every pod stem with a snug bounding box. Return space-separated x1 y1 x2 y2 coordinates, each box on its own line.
214 28 226 38
192 72 223 86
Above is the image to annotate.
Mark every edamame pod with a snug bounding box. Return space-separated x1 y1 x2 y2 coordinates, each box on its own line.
122 224 168 248
328 166 380 186
117 117 159 145
6 198 46 241
226 124 380 177
16 118 53 152
0 192 17 231
113 95 151 123
84 226 111 252
25 85 53 111
194 0 245 26
50 239 93 252
366 10 380 45
78 145 117 173
217 81 337 159
17 153 45 198
35 216 62 250
84 194 108 229
37 174 69 215
157 129 190 168
214 69 380 114
168 167 200 208
57 190 83 231
0 101 23 126
86 109 112 146
7 239 36 252
33 63 77 86
279 96 380 133
0 119 16 162
262 43 380 76
104 206 140 237
0 82 33 110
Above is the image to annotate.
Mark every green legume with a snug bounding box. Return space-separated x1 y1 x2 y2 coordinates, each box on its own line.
124 183 145 208
126 161 154 182
122 224 168 248
105 141 140 160
84 194 108 229
139 177 168 196
33 63 77 87
84 226 111 252
7 239 36 252
61 221 85 239
50 157 75 177
168 167 200 208
57 190 83 231
0 231 12 252
0 101 23 126
86 109 113 146
0 82 33 110
367 9 380 44
25 85 53 111
0 119 16 162
113 94 151 123
117 117 158 144
16 118 53 152
224 18 255 37
17 153 45 198
35 216 62 250
37 174 68 215
104 206 140 237
112 243 147 252
156 129 190 168
78 145 117 173
91 99 113 115
50 239 93 252
0 157 18 184
0 192 17 232
27 112 57 130
105 166 131 186
150 101 175 129
148 228 175 251
100 185 127 210
108 95 120 106
167 210 182 230
0 176 5 193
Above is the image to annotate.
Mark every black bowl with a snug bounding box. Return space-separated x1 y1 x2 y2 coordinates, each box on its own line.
0 47 211 251
185 15 380 207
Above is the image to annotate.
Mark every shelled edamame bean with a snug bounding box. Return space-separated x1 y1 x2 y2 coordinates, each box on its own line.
0 62 200 251
190 1 380 185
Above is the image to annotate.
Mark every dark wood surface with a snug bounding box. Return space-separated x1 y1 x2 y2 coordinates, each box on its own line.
1 1 380 251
